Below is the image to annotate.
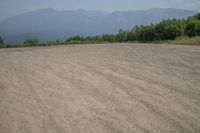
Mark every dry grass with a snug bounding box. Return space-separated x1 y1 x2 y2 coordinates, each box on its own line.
169 36 200 45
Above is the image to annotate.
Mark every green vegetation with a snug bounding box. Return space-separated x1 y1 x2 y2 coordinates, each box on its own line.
24 39 39 46
0 13 200 48
0 36 3 44
154 19 185 40
0 36 5 48
185 18 200 37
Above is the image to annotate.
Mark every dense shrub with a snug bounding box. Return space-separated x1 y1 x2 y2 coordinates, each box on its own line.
193 13 200 20
185 19 200 37
154 19 185 40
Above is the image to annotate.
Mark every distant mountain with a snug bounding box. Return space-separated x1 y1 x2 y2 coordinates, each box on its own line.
0 8 197 44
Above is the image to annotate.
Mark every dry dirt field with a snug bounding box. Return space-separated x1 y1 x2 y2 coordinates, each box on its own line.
0 44 200 133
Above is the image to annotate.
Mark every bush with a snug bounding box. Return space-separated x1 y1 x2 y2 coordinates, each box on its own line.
185 19 200 37
193 13 200 20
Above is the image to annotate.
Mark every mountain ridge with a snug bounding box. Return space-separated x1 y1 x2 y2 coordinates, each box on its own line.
0 8 197 44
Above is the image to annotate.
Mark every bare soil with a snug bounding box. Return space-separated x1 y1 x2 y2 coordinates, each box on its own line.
0 44 200 133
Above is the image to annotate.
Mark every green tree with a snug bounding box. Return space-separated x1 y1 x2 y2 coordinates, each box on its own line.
116 29 123 42
134 24 155 41
116 29 127 42
126 29 136 41
143 24 156 41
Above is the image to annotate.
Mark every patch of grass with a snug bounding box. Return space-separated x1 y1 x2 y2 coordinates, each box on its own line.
169 36 200 45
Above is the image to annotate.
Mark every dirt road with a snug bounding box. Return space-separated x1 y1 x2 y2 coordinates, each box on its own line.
0 44 200 133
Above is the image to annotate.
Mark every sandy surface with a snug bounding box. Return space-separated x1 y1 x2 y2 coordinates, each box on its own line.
0 44 200 133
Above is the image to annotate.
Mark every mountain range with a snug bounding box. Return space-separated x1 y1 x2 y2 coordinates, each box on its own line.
0 8 197 44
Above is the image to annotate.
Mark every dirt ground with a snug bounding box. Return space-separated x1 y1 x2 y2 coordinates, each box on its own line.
0 44 200 133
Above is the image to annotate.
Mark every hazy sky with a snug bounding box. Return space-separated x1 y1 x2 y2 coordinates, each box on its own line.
0 0 200 21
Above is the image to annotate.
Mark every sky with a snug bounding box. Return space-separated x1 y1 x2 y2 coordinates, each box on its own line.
0 0 200 21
